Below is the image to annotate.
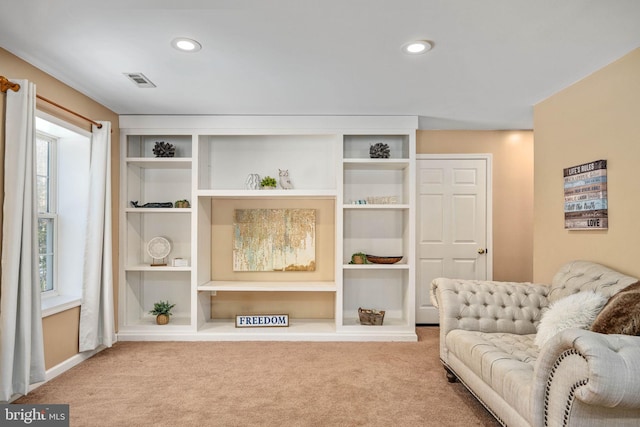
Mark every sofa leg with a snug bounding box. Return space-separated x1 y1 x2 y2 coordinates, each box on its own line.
445 367 458 383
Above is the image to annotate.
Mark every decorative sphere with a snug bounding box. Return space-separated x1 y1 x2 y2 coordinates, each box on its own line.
369 142 390 159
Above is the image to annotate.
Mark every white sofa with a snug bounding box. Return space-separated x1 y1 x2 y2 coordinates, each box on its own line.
430 260 640 427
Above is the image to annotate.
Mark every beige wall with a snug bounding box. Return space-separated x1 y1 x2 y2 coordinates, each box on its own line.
417 130 534 282
533 47 640 282
42 307 80 368
0 47 120 369
210 198 335 318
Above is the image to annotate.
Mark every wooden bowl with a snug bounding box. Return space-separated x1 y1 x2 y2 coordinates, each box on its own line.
365 255 403 264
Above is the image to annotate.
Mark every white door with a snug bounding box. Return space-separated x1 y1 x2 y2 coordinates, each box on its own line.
416 156 492 324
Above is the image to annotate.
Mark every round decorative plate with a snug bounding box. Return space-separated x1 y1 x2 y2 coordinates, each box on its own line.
147 236 171 260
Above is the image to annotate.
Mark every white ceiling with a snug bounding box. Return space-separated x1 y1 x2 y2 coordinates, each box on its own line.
1 0 640 129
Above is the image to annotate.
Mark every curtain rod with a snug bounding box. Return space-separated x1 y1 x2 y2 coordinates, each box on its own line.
1 75 103 129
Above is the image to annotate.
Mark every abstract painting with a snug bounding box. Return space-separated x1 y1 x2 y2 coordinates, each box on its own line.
233 209 316 271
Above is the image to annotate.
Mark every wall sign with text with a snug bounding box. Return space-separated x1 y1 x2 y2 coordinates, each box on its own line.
564 159 607 230
235 314 289 328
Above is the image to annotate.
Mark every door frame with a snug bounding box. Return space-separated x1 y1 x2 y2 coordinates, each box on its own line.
415 153 494 284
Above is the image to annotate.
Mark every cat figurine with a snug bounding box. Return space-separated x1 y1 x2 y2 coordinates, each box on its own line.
279 169 293 189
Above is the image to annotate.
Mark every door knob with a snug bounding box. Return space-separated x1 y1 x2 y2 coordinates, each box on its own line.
477 248 486 254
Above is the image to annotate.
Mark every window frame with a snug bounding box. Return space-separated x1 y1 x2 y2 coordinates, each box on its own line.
36 131 59 297
36 111 92 317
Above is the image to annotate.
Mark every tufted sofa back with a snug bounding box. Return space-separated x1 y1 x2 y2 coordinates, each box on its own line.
549 260 638 303
432 279 549 334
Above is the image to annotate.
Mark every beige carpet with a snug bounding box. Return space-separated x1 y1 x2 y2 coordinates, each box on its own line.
16 327 500 426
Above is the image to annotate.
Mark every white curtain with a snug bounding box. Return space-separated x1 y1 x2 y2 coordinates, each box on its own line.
0 80 46 402
79 121 115 352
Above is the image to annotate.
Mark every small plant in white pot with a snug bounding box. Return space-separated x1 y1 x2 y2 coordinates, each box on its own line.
150 300 175 325
260 176 277 189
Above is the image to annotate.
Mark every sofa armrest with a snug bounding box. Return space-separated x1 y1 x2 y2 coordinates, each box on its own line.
431 278 549 365
532 329 640 426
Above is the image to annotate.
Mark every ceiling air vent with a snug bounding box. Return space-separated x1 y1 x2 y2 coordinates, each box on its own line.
124 72 156 88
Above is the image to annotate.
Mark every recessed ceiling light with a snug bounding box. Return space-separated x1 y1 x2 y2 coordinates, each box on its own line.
402 40 433 55
171 37 202 52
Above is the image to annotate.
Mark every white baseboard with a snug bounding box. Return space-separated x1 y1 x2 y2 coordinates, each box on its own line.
44 346 106 382
12 345 109 401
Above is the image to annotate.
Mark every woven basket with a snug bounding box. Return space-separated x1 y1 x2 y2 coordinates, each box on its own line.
358 308 385 326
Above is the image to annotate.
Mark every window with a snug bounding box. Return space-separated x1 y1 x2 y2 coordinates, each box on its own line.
36 132 57 293
36 113 91 316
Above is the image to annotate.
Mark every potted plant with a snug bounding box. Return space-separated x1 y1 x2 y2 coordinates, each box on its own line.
349 252 368 264
260 176 277 189
174 199 190 208
149 300 175 325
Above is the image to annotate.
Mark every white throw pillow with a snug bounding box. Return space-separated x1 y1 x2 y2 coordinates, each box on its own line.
535 291 607 348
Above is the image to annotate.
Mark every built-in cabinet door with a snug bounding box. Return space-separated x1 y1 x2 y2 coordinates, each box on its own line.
415 156 492 324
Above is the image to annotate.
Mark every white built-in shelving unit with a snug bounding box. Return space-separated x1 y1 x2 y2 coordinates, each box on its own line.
118 116 417 341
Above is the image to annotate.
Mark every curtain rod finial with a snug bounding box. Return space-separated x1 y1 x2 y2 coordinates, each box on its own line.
0 76 21 93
